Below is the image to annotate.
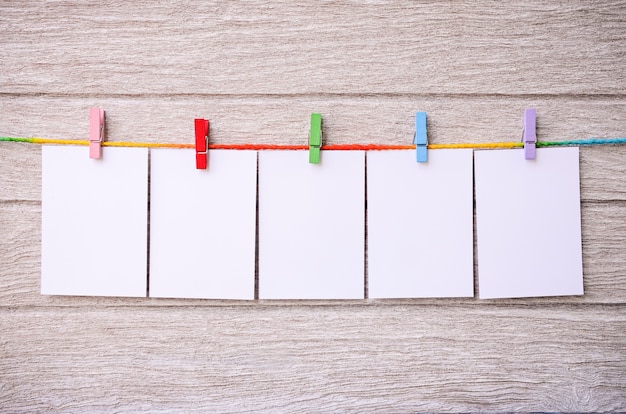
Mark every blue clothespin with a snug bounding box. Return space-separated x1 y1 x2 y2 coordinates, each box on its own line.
522 108 537 160
413 112 427 162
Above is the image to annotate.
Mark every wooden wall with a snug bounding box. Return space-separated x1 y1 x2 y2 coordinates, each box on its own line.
1 1 625 411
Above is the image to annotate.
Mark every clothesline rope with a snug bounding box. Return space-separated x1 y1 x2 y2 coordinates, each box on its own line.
1 136 626 150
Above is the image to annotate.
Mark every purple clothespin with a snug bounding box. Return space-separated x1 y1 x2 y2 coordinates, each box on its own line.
523 108 536 160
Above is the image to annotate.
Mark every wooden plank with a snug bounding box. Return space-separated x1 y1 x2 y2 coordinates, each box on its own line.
580 147 626 201
1 96 626 203
1 201 625 306
0 305 624 412
0 144 40 202
3 144 626 205
1 1 624 95
1 96 625 146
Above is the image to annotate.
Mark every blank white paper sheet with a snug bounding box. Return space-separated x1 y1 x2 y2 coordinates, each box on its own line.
41 146 148 297
474 147 583 299
149 149 257 299
258 151 365 299
367 149 474 298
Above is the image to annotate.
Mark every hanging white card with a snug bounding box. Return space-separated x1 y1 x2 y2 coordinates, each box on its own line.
149 149 257 299
474 147 583 299
367 149 474 298
41 146 148 297
258 151 365 299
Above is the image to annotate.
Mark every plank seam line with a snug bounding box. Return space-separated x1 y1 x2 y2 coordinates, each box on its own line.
0 92 625 100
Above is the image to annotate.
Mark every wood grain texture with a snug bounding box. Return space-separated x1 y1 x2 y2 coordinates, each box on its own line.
2 197 626 307
0 1 625 95
1 96 625 145
1 0 625 412
1 306 625 413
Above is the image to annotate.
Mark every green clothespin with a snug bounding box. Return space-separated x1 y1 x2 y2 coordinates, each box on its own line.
309 113 322 164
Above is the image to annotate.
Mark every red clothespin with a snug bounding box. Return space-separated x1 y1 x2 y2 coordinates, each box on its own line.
89 108 105 159
194 118 209 169
523 108 536 160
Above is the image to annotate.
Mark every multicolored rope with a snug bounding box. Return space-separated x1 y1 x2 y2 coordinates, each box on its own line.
1 136 626 150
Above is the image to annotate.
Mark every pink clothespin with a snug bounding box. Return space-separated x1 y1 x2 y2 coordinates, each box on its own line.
523 108 536 160
194 118 209 169
89 108 105 159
